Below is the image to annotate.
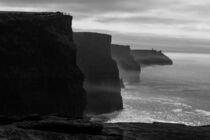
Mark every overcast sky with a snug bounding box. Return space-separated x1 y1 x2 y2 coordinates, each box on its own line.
1 0 210 53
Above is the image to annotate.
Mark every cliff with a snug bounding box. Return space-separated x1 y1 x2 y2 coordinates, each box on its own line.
131 49 173 66
111 44 141 83
74 32 123 114
0 12 86 117
0 116 210 140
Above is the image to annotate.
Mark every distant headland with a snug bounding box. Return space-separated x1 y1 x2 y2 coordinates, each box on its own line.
132 49 173 66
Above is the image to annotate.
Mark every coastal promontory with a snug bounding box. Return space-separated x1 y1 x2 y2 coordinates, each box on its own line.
74 32 123 114
131 49 173 66
0 12 86 117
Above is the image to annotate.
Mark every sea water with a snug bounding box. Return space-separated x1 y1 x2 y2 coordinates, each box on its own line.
95 53 210 126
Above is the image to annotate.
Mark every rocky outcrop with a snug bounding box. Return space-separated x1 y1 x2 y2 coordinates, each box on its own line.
111 44 141 83
0 12 86 117
104 122 210 140
131 49 173 66
0 116 210 140
74 32 123 114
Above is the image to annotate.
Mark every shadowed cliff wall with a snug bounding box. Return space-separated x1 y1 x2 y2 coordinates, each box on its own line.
0 12 86 117
111 44 141 83
74 32 123 114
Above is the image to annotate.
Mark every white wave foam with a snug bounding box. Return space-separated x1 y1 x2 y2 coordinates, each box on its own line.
123 95 192 109
172 109 183 113
195 109 210 116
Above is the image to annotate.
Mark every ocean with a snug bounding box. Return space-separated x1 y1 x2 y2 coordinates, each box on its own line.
93 52 210 126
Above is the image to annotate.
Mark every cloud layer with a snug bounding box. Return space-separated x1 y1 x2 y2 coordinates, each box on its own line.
1 0 210 52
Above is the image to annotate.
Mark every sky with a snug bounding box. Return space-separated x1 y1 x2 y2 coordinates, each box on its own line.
1 0 210 53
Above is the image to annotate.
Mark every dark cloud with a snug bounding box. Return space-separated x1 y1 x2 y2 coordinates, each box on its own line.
95 16 197 25
1 0 210 52
74 28 210 53
185 4 210 17
1 0 177 21
111 32 210 53
0 0 180 14
1 0 208 23
0 0 143 12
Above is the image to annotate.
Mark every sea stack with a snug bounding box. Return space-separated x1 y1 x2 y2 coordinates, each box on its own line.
131 49 173 66
74 32 123 114
0 12 86 117
111 44 141 83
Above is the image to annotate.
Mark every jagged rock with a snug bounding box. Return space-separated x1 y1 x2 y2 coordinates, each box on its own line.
74 32 123 114
17 119 103 135
111 44 141 83
120 79 125 88
131 49 173 66
104 122 210 140
0 116 19 125
0 117 210 140
0 114 43 126
0 12 86 117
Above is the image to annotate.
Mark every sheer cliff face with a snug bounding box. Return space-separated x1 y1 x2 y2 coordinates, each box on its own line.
0 12 86 117
131 50 173 66
74 32 123 114
111 44 141 83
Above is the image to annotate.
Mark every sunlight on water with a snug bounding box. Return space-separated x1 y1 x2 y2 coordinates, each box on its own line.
104 53 210 126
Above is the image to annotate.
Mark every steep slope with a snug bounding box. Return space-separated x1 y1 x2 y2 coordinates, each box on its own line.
0 12 86 117
111 44 141 83
74 32 123 114
131 49 173 66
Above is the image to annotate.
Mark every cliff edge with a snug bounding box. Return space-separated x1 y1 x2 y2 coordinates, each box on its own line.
74 32 123 114
131 49 173 66
111 44 141 83
0 12 86 117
